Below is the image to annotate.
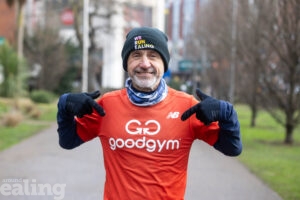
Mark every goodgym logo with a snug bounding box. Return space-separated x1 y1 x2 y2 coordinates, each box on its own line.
108 119 180 152
125 119 160 135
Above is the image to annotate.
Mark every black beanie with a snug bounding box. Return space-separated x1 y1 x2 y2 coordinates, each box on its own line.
121 27 170 72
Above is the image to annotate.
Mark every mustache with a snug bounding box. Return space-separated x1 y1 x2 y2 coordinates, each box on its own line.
134 67 156 73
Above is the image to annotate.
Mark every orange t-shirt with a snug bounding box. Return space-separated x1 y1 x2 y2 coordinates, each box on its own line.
76 87 219 200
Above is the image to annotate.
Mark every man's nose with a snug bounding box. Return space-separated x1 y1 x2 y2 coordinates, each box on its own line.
139 55 151 68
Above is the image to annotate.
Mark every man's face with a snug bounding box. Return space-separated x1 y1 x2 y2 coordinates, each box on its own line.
127 49 164 92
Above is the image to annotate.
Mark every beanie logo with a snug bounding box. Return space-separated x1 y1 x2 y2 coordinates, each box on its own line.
134 36 154 50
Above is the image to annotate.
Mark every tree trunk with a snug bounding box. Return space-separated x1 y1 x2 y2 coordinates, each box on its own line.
250 105 257 127
284 123 294 144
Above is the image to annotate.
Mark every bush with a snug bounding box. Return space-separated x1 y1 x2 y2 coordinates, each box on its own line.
2 110 23 127
28 108 41 119
15 98 41 119
16 98 35 113
30 90 56 103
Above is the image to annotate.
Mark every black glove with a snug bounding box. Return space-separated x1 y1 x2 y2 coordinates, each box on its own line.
65 90 105 117
181 89 220 125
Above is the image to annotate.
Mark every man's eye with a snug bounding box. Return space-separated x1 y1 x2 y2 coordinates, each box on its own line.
132 53 140 57
150 53 158 57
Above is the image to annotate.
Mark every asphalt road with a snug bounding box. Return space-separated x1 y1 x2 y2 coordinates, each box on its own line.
0 123 282 200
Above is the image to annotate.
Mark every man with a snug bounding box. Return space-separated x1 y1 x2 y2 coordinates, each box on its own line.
57 27 242 200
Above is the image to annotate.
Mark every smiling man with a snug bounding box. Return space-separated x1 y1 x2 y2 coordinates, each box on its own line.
57 27 242 200
127 49 163 91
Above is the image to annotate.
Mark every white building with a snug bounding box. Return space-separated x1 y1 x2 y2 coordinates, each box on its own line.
101 0 166 88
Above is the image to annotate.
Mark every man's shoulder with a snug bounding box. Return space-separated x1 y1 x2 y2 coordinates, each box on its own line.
101 88 127 98
166 87 198 106
167 87 193 99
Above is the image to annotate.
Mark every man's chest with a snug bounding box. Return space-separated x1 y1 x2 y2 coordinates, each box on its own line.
99 109 193 153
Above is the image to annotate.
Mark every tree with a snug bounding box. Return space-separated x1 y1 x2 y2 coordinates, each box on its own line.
186 0 233 100
188 0 300 144
3 0 27 98
257 0 300 144
23 27 68 92
5 0 26 57
0 42 25 97
236 0 271 127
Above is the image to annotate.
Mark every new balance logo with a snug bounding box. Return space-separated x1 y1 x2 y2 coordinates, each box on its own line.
167 112 180 119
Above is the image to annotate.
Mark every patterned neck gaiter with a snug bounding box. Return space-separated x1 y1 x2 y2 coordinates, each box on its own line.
125 78 168 107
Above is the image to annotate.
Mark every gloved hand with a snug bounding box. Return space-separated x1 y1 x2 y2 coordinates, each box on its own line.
181 89 220 125
65 90 105 117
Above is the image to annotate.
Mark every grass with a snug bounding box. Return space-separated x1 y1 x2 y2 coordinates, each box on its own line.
0 97 57 151
36 102 58 121
0 123 49 151
236 105 300 200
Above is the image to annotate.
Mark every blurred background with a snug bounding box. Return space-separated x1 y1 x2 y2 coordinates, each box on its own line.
0 0 299 143
0 1 299 199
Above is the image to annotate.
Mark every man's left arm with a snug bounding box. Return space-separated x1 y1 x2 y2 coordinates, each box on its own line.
213 101 242 156
181 89 242 156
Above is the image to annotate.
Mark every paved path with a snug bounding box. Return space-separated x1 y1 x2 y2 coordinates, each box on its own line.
0 123 282 200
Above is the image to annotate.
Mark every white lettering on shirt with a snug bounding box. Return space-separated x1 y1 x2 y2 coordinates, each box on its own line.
108 136 180 153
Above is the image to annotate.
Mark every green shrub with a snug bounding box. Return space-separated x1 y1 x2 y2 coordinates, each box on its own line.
30 90 56 103
0 42 27 98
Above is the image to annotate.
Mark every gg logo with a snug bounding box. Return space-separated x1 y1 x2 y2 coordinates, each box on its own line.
125 119 161 135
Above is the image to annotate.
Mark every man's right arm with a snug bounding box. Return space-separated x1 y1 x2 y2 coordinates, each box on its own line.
57 94 84 149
